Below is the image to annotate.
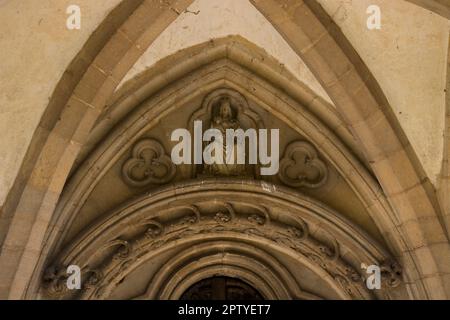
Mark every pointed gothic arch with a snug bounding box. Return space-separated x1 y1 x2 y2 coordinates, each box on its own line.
0 0 447 300
26 37 405 299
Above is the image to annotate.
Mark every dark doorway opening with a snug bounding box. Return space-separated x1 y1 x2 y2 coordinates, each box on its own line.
180 276 264 300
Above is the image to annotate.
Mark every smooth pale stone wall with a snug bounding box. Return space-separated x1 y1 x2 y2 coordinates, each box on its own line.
118 0 333 103
0 0 122 206
317 0 449 185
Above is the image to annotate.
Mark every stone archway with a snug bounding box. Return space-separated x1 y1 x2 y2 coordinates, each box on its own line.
40 180 403 300
10 36 378 293
0 0 448 300
25 35 412 300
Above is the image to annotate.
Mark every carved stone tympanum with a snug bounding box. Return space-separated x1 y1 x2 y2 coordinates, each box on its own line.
190 88 264 178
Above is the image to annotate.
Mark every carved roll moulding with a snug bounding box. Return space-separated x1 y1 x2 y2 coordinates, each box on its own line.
42 181 402 300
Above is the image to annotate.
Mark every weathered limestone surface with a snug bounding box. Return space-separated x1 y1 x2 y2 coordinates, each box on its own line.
0 0 448 209
0 0 449 300
0 0 122 206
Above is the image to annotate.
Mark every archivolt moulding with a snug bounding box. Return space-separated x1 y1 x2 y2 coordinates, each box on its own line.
139 241 311 300
47 40 393 254
5 0 443 299
41 180 403 300
29 37 412 299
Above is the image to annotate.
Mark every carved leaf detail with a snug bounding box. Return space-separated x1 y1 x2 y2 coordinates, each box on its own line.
248 214 266 225
83 270 103 290
214 212 232 224
381 260 402 288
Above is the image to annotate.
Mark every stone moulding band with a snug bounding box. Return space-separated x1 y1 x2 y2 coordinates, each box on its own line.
42 180 402 300
33 37 411 300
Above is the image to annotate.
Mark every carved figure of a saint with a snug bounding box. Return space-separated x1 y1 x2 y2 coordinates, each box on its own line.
203 97 248 176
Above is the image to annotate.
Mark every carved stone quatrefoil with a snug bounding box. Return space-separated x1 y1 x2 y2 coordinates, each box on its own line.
122 139 176 187
278 141 328 188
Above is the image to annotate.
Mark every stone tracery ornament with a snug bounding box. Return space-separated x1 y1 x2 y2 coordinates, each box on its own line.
143 220 164 239
248 214 266 225
345 266 362 282
83 270 103 290
319 240 340 262
174 205 201 226
248 206 270 226
278 141 328 188
214 203 236 224
286 216 309 240
107 239 131 261
42 265 69 297
122 139 176 187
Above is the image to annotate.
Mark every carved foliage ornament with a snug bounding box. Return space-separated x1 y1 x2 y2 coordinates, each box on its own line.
278 141 328 188
122 139 176 187
381 260 403 287
44 201 402 300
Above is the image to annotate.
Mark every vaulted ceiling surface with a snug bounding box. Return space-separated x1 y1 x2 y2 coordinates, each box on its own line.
118 0 332 103
316 0 449 186
36 37 409 300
